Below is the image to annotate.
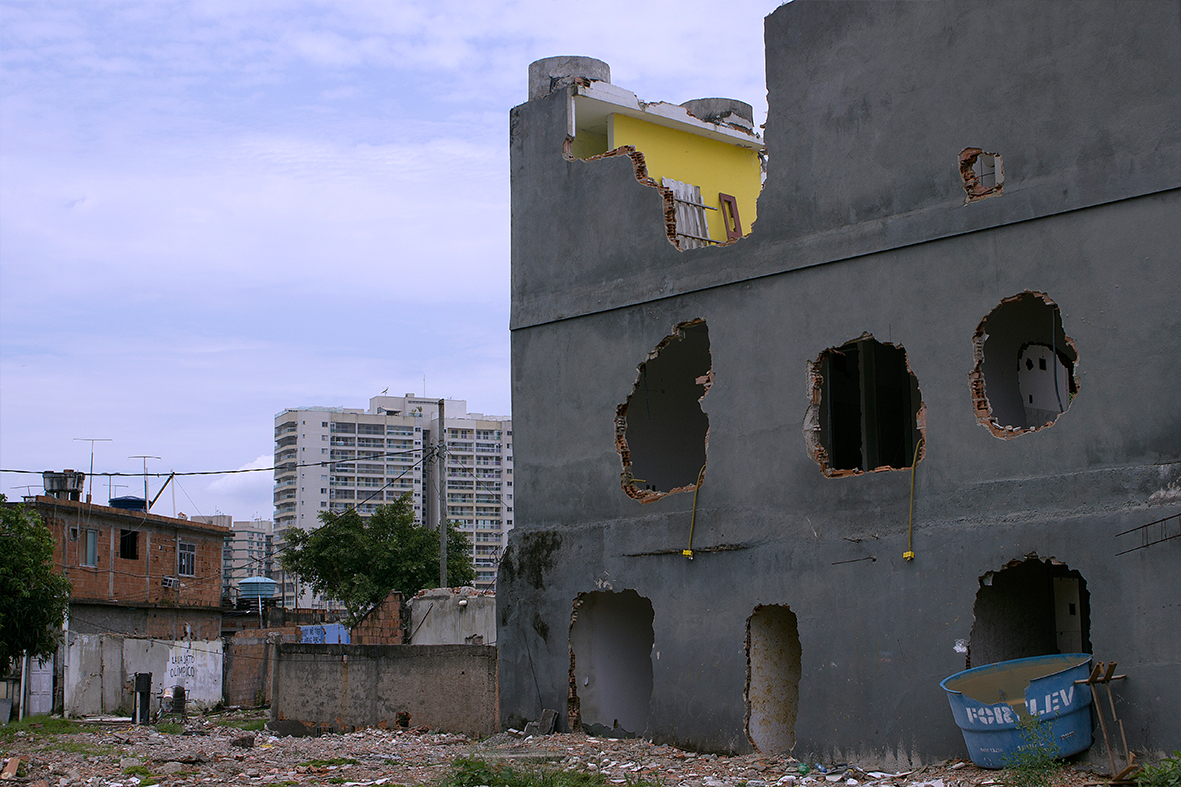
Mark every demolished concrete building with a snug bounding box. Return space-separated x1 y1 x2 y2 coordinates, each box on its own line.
498 0 1180 763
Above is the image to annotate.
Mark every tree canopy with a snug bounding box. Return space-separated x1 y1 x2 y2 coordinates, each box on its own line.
279 494 474 626
0 496 72 674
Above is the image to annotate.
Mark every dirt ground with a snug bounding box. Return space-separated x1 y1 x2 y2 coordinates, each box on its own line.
2 712 1113 787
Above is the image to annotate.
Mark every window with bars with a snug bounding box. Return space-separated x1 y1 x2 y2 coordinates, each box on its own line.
662 178 714 249
178 542 196 576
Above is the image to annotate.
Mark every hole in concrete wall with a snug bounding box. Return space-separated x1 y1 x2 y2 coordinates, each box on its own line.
960 148 1004 203
745 605 802 754
617 320 711 502
805 335 924 476
970 292 1078 438
568 590 655 738
968 556 1091 669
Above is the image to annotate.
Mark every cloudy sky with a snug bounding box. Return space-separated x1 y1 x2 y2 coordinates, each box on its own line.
0 0 776 521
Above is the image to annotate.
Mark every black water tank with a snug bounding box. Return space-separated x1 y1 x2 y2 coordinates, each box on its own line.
109 496 147 511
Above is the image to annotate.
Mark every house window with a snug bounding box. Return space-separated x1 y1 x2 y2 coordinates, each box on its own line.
178 542 196 576
808 336 924 475
662 178 714 249
83 529 98 566
119 529 138 560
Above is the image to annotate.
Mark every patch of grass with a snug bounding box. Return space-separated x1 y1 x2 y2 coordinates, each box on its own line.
122 765 159 785
441 757 661 787
54 739 115 756
328 779 345 785
1001 715 1065 787
154 721 184 734
1137 752 1181 787
215 717 267 731
0 715 80 737
300 758 359 768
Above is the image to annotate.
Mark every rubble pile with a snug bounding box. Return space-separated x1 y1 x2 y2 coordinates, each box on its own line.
1 716 1105 787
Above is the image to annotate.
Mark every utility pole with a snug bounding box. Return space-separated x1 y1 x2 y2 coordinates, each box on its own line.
437 399 447 588
129 456 160 507
74 438 112 503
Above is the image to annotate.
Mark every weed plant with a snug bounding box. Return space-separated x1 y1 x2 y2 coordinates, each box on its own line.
1137 752 1181 787
1001 715 1064 787
441 757 661 787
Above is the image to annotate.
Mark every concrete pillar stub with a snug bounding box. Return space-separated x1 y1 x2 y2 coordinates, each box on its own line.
528 56 610 101
681 97 754 129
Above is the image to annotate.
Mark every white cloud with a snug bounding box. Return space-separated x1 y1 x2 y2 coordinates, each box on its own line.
1 0 778 517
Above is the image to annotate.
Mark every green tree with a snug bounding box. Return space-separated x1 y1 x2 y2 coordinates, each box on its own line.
0 495 73 673
280 493 474 625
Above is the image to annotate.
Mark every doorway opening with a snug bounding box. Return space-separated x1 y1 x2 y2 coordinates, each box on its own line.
968 556 1091 668
568 590 655 738
745 605 802 753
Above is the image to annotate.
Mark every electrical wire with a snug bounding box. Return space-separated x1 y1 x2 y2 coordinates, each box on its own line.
0 448 422 479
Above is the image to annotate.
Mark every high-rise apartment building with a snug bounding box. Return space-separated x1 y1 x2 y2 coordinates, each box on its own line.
190 515 275 600
273 394 513 606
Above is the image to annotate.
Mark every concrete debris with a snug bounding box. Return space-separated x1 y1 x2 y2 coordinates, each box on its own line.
4 716 1109 787
231 733 256 748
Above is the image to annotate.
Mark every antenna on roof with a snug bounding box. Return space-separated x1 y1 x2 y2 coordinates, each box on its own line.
74 437 112 503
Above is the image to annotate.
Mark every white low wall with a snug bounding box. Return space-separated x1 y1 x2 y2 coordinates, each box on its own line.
66 634 222 717
408 589 496 645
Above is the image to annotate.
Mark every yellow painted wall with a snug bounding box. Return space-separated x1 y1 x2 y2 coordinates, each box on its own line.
609 113 762 242
571 130 608 159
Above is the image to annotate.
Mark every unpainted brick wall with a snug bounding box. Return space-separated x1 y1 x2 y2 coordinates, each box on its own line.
350 590 404 645
35 497 228 609
224 626 302 708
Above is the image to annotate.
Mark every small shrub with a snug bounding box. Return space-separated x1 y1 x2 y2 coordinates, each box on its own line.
1137 752 1181 787
1001 715 1065 787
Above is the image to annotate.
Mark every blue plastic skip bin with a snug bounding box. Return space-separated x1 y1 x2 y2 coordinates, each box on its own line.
941 654 1094 768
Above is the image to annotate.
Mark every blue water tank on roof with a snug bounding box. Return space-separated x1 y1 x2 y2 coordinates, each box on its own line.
239 577 278 600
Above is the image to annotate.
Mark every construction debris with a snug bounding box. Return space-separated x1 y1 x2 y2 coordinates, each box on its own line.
1 716 1113 787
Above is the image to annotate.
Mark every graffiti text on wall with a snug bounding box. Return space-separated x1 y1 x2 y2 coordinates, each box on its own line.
167 650 197 682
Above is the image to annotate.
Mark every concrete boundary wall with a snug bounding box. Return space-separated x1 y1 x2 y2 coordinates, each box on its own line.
271 644 498 738
65 634 223 717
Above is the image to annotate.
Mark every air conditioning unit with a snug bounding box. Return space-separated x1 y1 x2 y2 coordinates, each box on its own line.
161 576 179 589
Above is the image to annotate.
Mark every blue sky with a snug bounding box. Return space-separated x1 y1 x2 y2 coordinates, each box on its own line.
1 0 775 521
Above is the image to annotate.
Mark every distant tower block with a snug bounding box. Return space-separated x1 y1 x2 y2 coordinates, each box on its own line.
528 56 611 101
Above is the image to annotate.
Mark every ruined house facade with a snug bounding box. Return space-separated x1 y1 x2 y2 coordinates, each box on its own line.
499 0 1180 763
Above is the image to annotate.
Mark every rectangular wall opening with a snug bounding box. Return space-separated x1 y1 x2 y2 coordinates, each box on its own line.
746 605 802 754
569 590 655 738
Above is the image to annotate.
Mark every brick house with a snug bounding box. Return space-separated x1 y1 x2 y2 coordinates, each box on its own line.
20 493 229 714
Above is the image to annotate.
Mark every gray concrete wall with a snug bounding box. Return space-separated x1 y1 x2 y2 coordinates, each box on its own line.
502 0 1181 764
271 644 498 738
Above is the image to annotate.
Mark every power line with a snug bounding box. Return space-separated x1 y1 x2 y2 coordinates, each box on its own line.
1 447 421 480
